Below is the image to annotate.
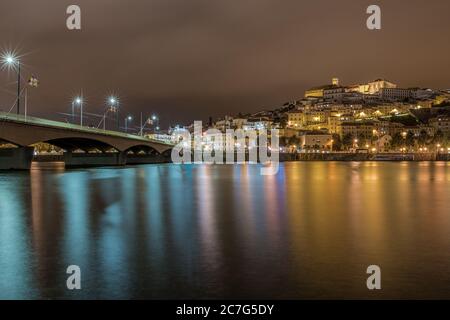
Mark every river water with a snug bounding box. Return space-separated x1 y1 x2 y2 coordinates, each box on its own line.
0 162 449 299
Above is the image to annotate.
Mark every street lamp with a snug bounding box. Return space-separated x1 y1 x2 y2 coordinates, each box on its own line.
1 53 21 114
72 97 83 126
152 114 160 133
104 96 119 130
125 116 133 133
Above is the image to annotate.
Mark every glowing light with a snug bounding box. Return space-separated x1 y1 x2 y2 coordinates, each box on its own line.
6 56 15 64
1 51 20 70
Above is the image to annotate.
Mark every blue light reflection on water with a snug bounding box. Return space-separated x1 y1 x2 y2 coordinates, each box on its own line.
0 162 449 299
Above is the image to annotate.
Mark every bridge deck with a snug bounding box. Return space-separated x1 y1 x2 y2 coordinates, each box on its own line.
0 111 173 146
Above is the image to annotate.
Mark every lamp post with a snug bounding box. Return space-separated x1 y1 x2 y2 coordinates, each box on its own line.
2 54 21 114
353 138 359 150
72 97 82 124
72 97 83 126
152 114 159 133
125 116 132 133
103 96 119 130
139 114 159 136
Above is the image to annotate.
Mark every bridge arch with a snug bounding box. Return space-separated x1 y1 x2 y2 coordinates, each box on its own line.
0 138 21 147
124 144 160 155
161 149 173 158
31 137 119 153
0 118 173 154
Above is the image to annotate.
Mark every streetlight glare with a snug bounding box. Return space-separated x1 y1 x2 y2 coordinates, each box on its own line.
74 97 82 104
109 96 118 104
6 56 15 64
1 51 19 68
1 54 16 65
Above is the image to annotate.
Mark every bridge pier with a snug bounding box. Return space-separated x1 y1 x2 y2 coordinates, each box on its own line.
0 147 34 170
64 151 127 168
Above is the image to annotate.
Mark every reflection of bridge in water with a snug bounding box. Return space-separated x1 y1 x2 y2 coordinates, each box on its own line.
0 112 174 170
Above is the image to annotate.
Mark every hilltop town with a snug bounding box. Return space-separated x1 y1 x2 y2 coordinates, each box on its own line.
166 78 450 154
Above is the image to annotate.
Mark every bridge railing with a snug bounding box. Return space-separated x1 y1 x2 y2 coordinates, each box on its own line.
0 111 174 146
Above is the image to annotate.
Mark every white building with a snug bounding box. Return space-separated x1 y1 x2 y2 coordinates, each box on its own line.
380 88 412 101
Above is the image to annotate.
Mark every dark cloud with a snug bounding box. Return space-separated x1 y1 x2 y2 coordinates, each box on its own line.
0 0 449 127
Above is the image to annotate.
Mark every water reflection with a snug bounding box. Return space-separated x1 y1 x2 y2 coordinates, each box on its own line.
0 162 449 299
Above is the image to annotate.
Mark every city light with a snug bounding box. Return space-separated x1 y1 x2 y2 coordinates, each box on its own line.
1 51 22 114
1 52 18 68
5 55 15 64
124 115 133 132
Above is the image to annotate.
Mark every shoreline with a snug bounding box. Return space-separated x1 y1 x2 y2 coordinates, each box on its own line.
280 152 449 162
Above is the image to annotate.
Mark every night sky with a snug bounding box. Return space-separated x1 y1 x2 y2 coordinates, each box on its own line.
1 0 449 128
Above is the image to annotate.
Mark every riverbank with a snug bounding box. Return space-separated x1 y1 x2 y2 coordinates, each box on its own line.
280 152 450 162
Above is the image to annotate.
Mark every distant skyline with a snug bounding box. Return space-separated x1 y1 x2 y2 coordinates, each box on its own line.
1 0 450 127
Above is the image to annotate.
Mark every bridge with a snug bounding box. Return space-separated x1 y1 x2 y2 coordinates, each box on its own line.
0 112 174 170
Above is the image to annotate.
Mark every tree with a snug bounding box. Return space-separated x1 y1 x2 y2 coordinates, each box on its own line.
391 132 404 150
288 135 300 146
332 134 342 151
280 137 289 147
405 131 415 148
418 130 429 146
342 134 353 150
357 133 366 147
433 129 444 145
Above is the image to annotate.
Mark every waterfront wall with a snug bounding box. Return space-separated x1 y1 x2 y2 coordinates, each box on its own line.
437 153 450 161
125 154 170 165
290 152 442 161
64 152 127 168
34 152 171 168
0 147 34 170
2 149 448 171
